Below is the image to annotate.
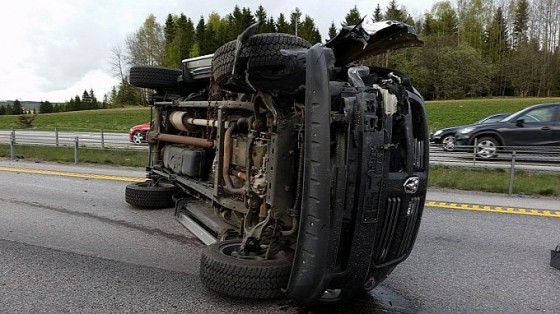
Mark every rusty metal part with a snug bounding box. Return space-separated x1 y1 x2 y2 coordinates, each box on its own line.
231 169 247 181
223 120 245 194
169 111 228 131
156 133 214 148
259 202 268 219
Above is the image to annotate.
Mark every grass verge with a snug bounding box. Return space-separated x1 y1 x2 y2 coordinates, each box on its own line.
1 144 558 197
0 144 148 168
2 98 560 133
430 166 559 196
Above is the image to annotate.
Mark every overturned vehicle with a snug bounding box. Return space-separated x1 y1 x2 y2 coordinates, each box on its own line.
125 20 428 304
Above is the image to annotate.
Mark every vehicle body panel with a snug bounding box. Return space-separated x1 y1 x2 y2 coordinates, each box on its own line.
455 103 560 147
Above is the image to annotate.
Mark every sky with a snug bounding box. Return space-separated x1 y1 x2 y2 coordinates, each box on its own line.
0 0 438 103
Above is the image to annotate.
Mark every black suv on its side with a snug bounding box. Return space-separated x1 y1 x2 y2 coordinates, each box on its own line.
455 103 560 159
125 20 428 305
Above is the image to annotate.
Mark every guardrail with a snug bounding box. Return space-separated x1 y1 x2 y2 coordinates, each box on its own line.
1 129 559 194
0 129 147 164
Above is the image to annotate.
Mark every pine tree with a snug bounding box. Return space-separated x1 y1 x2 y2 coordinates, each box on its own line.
276 13 290 33
373 4 383 22
328 21 338 41
298 15 321 43
512 0 529 48
343 5 362 26
385 0 406 21
12 100 23 115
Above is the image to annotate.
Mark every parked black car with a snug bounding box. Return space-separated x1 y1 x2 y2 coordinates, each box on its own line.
455 103 560 159
124 20 428 305
430 113 509 151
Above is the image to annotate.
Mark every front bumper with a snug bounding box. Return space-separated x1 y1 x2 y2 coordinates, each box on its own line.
284 45 428 304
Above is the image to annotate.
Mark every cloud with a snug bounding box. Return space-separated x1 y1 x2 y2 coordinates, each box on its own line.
0 0 435 102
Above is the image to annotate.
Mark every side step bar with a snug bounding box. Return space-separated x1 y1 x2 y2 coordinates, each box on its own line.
176 199 236 245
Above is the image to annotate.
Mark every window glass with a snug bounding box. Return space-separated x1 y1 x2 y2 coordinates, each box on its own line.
519 107 555 123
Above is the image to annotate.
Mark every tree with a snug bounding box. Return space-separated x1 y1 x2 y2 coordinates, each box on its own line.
126 14 165 66
328 21 338 41
12 100 23 115
385 0 406 21
164 14 176 45
512 0 530 48
110 44 127 83
276 13 290 33
290 8 302 36
39 101 54 114
176 14 196 61
255 5 276 33
373 4 383 22
0 106 5 115
343 5 362 26
298 15 321 43
17 113 37 128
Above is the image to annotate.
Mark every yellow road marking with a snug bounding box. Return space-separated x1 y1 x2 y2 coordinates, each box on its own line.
0 166 144 183
1 166 558 218
425 201 560 219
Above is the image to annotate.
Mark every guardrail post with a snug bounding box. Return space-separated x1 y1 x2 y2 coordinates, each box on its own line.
10 129 15 160
508 151 516 196
74 136 79 164
101 128 105 149
55 128 59 147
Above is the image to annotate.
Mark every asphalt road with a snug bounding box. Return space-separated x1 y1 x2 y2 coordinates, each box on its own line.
1 166 559 313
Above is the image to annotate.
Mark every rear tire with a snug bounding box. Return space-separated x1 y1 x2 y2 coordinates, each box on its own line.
200 239 293 299
212 33 311 92
475 136 499 159
129 66 182 90
131 131 145 144
125 181 174 209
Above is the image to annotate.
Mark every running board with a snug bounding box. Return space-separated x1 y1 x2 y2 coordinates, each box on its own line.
177 213 216 245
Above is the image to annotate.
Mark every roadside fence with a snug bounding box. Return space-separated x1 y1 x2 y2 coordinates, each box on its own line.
0 128 147 165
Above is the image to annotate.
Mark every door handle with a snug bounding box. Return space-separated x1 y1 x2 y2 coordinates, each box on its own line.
541 127 551 131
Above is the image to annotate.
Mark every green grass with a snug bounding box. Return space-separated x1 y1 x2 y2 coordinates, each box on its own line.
2 97 560 134
430 166 560 196
0 144 148 167
0 107 151 132
425 97 560 133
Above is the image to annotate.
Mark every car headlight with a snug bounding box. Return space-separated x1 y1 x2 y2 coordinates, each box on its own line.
433 130 443 136
457 126 475 134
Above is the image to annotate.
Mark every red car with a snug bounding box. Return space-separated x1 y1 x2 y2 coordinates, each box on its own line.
128 122 151 144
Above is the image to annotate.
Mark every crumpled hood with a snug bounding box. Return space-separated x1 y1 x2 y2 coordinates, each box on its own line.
325 19 423 66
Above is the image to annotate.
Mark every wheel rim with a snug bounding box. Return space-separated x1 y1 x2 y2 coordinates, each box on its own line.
476 140 496 158
132 132 144 144
442 136 455 151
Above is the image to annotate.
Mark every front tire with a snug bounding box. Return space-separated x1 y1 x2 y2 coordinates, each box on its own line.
200 240 293 299
441 134 455 151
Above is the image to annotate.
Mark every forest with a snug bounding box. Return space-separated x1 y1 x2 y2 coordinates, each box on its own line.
108 0 560 104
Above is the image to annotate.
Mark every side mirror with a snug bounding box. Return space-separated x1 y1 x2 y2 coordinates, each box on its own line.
516 118 525 127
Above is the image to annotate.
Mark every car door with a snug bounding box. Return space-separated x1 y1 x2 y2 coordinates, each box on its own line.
551 105 560 146
501 105 556 146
